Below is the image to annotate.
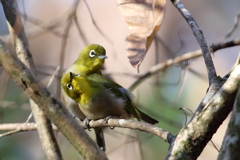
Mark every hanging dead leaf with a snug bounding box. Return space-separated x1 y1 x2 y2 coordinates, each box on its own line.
117 0 166 71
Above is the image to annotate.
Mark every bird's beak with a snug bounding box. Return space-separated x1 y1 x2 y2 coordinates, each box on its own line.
98 55 108 59
70 72 81 81
70 72 74 81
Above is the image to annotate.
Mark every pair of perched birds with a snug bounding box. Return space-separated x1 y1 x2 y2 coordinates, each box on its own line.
61 44 158 151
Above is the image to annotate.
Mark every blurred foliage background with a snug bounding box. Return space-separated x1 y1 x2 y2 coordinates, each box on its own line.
0 0 240 160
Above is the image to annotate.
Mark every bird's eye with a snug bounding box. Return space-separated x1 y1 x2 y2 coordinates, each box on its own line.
89 50 96 58
66 84 73 90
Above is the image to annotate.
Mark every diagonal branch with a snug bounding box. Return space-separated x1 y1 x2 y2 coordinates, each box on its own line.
129 49 202 91
217 58 240 160
1 1 63 160
129 37 240 91
220 10 240 40
0 39 107 160
210 38 240 53
165 57 240 160
170 0 217 85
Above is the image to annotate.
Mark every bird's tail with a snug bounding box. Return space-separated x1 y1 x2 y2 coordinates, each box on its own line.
139 110 158 124
94 127 105 151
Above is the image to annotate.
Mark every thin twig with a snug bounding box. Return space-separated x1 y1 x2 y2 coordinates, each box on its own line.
57 0 80 99
179 108 193 126
0 129 22 137
220 10 240 40
0 110 34 137
25 112 33 122
210 38 240 53
20 13 64 38
173 63 188 105
47 66 60 88
74 16 88 45
83 0 113 45
129 49 202 91
129 37 240 91
210 140 220 153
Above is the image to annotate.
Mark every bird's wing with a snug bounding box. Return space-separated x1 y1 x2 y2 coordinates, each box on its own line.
102 80 141 120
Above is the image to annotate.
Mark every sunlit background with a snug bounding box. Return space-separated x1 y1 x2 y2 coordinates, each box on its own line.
0 0 240 159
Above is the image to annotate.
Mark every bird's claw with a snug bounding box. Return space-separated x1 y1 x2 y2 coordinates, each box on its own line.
104 116 120 129
109 126 115 130
83 117 92 131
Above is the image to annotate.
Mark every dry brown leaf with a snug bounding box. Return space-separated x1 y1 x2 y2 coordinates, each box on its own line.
117 0 166 71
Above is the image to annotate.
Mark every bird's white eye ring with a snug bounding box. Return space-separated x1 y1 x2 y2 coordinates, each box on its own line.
66 84 73 90
89 50 96 58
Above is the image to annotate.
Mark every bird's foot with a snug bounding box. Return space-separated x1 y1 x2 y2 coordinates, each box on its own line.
104 116 120 129
83 117 92 131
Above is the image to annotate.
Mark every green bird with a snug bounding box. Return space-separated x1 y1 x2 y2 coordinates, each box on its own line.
61 44 107 151
61 72 158 126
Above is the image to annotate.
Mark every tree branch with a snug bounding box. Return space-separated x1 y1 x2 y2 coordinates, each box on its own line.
0 119 175 144
217 70 240 160
1 1 63 159
170 0 217 85
165 57 240 160
129 37 240 91
129 49 202 91
90 119 175 143
220 10 240 40
210 38 240 53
